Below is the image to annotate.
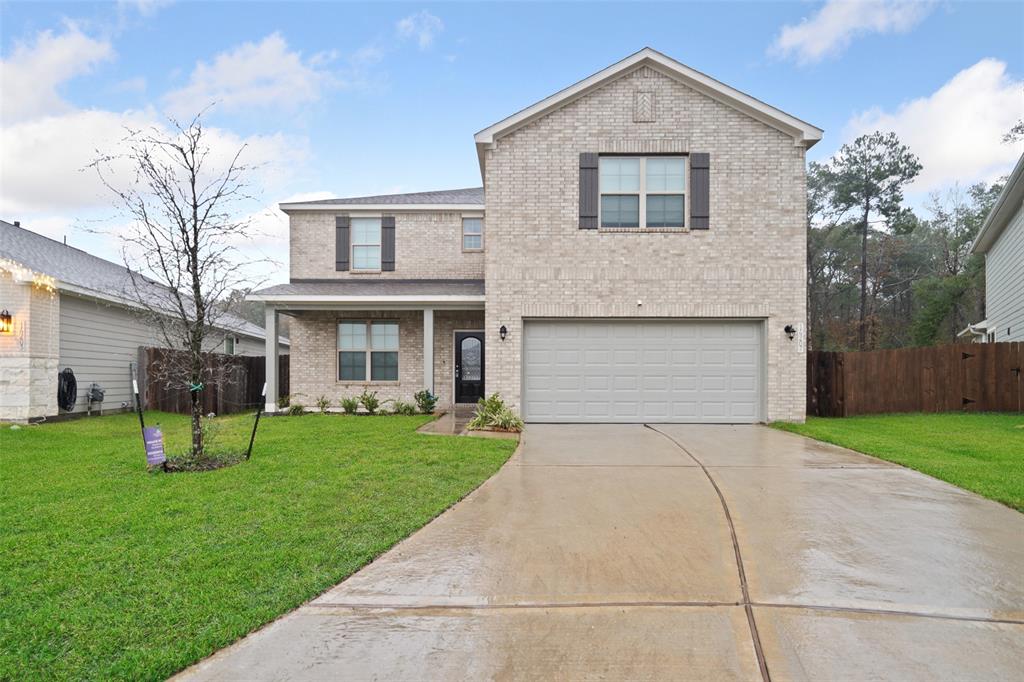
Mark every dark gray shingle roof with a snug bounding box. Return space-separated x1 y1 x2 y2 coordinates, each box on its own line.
250 279 485 298
0 220 279 341
284 187 484 206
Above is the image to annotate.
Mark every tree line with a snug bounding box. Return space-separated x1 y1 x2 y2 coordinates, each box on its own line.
807 130 1012 351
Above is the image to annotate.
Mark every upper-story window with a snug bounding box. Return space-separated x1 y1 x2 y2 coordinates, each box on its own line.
462 217 483 251
599 156 686 228
351 217 382 271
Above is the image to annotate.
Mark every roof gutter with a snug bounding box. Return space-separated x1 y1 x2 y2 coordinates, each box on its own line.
971 153 1024 254
279 203 484 213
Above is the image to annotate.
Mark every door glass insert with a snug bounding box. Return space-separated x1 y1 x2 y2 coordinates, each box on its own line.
461 337 481 381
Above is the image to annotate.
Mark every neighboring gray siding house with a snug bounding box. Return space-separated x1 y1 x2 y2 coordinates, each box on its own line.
0 220 288 421
963 153 1024 343
252 48 822 423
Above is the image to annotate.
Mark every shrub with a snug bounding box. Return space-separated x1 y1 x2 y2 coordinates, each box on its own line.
468 393 524 432
414 389 438 414
358 390 380 415
277 394 290 409
492 407 525 432
287 403 306 416
390 400 417 416
315 395 332 414
340 396 360 414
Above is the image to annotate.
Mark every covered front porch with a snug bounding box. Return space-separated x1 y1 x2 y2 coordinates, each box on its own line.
250 280 485 412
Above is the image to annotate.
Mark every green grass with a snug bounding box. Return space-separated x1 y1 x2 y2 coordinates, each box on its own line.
773 412 1024 512
0 411 516 681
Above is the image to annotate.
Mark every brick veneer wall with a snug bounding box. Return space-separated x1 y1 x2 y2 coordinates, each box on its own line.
482 64 808 422
287 309 484 409
0 270 60 421
289 211 484 280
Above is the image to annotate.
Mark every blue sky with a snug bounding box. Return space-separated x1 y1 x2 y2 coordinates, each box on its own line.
2 1 1022 283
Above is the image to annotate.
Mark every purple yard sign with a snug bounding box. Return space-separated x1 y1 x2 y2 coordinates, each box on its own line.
143 426 166 466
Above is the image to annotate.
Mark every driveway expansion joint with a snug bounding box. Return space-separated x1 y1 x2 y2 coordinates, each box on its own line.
304 599 743 611
751 602 1024 626
645 424 772 682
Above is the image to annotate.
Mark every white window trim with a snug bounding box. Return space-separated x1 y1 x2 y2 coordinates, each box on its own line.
461 216 484 252
598 155 688 229
337 320 400 383
350 217 383 273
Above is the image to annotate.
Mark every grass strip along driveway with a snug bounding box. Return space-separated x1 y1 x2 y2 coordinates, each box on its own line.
0 411 516 681
773 412 1024 512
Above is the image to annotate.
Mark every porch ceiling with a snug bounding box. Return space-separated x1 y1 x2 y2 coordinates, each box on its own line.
247 279 485 310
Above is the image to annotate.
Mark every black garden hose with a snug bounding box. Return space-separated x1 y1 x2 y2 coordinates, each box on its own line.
57 368 77 412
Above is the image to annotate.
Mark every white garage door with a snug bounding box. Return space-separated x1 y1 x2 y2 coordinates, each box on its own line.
523 320 763 423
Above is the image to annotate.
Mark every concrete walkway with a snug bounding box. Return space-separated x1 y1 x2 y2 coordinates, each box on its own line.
175 425 1024 681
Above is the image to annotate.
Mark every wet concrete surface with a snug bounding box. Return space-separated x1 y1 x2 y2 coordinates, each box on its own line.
176 424 1024 681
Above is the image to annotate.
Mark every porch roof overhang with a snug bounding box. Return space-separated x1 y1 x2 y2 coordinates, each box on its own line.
246 279 486 310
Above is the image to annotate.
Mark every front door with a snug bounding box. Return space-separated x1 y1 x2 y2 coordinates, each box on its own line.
455 332 485 404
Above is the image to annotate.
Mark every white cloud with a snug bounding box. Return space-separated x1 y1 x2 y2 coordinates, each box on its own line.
0 108 308 215
117 0 172 17
232 191 335 284
162 33 334 116
112 76 147 93
843 59 1024 192
771 0 934 64
397 11 444 49
0 26 114 123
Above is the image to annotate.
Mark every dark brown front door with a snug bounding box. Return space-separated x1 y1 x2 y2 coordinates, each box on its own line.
455 332 484 404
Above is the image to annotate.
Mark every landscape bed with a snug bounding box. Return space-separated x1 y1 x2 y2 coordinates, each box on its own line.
0 411 516 680
773 412 1024 512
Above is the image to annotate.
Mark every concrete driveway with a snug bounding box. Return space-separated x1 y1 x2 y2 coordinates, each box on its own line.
176 425 1024 681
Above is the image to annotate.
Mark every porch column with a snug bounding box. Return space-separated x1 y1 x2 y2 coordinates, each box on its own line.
423 308 434 394
264 304 279 413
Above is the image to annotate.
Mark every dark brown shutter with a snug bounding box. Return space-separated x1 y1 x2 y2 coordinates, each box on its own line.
335 215 350 270
690 153 710 230
381 216 396 271
579 152 599 229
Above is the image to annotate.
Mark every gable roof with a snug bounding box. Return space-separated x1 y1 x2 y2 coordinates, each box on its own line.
280 187 484 212
0 220 285 343
474 47 823 173
971 152 1024 254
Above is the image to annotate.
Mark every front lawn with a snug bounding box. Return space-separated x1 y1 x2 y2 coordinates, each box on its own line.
773 412 1024 512
0 411 516 680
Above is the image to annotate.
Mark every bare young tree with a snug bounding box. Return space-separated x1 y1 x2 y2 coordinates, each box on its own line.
91 114 264 457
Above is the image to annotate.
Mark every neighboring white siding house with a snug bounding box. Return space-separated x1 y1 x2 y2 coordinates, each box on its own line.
970 153 1024 342
1 220 288 421
56 294 272 415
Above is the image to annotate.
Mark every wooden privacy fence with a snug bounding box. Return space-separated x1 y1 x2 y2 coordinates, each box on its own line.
139 347 289 415
808 342 1023 417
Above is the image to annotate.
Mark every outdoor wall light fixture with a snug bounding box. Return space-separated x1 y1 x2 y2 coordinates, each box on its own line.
499 324 508 341
0 309 11 334
784 324 797 341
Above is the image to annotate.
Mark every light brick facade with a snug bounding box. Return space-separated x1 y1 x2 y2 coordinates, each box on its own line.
277 55 812 422
481 65 807 421
289 210 484 280
288 309 484 408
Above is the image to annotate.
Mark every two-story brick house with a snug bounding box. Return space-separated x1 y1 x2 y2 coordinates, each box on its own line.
250 48 822 422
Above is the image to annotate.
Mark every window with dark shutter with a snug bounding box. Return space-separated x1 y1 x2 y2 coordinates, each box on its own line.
335 215 350 271
579 152 599 229
690 153 710 230
381 216 396 271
